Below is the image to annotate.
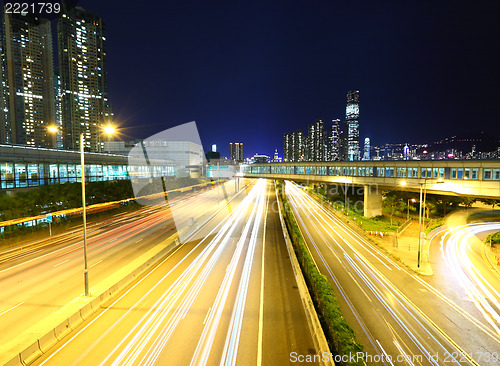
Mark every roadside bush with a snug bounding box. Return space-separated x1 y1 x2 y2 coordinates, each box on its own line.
486 231 500 245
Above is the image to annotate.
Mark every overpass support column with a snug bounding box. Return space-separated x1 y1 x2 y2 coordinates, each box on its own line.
364 185 382 218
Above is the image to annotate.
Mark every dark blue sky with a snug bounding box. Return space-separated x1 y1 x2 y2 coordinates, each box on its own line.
77 0 499 158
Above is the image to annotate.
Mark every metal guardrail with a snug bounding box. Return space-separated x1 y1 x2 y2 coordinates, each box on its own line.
397 219 412 235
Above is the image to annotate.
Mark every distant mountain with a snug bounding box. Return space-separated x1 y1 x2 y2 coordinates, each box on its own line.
428 132 499 153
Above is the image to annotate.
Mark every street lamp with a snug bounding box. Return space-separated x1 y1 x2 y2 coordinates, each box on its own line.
400 180 425 267
407 198 416 220
48 125 115 296
401 179 444 268
103 125 115 153
417 183 424 267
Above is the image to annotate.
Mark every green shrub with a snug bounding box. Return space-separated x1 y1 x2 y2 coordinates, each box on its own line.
486 231 500 245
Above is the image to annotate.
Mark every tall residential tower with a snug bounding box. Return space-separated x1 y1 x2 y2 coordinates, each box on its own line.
58 6 111 151
2 13 55 147
326 119 341 161
229 142 244 163
307 119 324 161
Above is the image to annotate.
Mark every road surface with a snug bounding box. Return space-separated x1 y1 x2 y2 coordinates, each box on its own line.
285 181 500 366
31 179 317 365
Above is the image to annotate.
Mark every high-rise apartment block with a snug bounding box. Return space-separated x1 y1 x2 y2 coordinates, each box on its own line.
58 6 111 152
344 89 360 161
2 13 55 147
307 119 324 162
0 5 112 152
283 130 304 162
326 119 341 161
229 142 244 163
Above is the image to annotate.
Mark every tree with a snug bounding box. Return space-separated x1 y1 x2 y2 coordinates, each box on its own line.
478 198 500 210
460 197 476 210
383 192 406 226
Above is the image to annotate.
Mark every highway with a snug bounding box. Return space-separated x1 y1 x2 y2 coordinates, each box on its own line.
31 179 317 365
285 181 500 366
0 180 244 353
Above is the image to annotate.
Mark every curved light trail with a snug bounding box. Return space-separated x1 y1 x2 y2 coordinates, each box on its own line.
441 222 500 335
285 180 483 366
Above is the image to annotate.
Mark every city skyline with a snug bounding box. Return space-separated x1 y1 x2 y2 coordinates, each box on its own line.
1 3 500 364
66 0 499 158
0 0 500 160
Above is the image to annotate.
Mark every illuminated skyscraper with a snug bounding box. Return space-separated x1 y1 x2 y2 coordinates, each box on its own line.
2 12 55 147
229 142 244 163
403 144 410 160
283 130 303 162
58 6 111 151
308 119 324 161
326 119 341 161
283 133 291 162
344 90 360 161
363 137 370 160
0 30 8 144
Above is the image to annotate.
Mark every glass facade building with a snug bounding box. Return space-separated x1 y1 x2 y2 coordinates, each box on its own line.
344 90 360 161
0 144 174 189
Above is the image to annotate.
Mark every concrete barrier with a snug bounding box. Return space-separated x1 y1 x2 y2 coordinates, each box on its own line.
2 356 22 366
79 303 93 321
99 289 111 304
38 331 58 354
19 342 41 366
68 311 83 331
53 319 71 341
89 297 101 313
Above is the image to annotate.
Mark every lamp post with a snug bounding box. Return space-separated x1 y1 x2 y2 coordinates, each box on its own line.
80 133 89 295
400 180 424 267
407 198 416 220
401 178 444 268
49 125 115 296
417 183 424 267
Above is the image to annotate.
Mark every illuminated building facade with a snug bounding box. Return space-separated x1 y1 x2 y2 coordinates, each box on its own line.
2 12 56 147
58 6 112 152
283 130 303 162
363 137 370 160
344 89 360 161
229 142 244 163
308 119 324 161
326 119 341 161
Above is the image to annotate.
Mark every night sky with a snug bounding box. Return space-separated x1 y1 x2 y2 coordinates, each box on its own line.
75 0 499 158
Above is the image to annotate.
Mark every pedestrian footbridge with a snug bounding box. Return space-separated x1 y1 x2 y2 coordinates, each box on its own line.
239 161 500 217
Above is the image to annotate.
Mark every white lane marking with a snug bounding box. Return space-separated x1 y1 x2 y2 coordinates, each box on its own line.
376 339 395 366
203 307 212 325
53 259 70 268
393 339 415 366
0 248 77 274
90 260 103 268
257 182 270 366
0 302 24 316
135 238 143 243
